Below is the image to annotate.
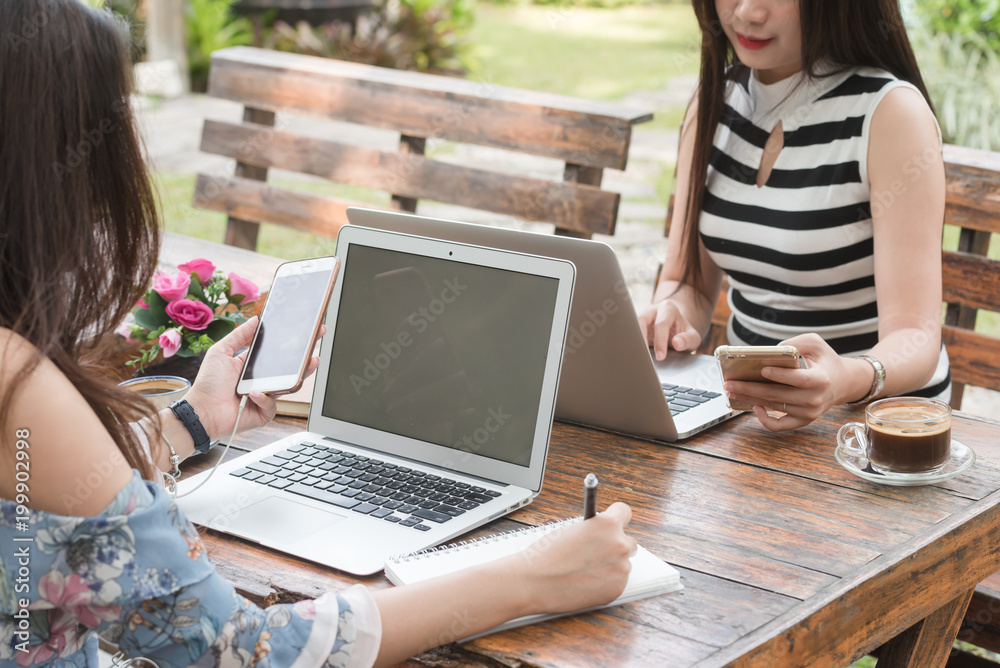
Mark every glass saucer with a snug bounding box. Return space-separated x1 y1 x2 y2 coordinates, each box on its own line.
834 439 976 486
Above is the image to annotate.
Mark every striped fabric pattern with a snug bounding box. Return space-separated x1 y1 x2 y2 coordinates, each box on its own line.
700 64 950 399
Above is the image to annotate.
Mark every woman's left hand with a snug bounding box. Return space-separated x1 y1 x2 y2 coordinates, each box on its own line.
184 316 324 440
722 333 851 431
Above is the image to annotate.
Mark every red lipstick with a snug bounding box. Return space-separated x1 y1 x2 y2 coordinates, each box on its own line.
737 33 773 50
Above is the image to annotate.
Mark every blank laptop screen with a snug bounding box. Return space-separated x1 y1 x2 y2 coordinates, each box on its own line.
322 243 560 467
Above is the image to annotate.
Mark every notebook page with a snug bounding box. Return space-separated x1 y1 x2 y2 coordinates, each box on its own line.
385 519 682 639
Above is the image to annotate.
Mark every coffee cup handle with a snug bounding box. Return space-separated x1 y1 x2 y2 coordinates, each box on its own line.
837 421 870 458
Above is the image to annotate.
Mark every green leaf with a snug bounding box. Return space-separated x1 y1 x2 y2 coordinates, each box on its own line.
134 293 171 330
204 318 236 341
188 273 207 303
147 289 169 311
175 347 199 358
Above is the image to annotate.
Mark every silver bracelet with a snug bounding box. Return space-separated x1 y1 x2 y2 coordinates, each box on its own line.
161 431 182 495
846 354 886 405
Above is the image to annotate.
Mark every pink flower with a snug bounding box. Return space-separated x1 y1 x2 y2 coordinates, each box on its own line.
166 299 215 330
178 258 216 284
17 609 83 666
30 572 121 631
159 329 182 357
293 598 317 620
228 272 260 305
135 298 148 309
116 322 138 344
152 272 190 302
36 571 93 609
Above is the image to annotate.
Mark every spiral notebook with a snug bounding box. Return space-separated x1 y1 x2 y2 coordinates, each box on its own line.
385 518 682 640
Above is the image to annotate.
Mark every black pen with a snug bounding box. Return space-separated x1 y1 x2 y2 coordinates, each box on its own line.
583 473 598 519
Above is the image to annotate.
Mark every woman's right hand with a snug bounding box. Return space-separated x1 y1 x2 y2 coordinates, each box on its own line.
505 502 637 614
371 502 637 666
638 300 703 361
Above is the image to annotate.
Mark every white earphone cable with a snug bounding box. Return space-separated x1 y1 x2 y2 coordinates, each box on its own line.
166 394 249 499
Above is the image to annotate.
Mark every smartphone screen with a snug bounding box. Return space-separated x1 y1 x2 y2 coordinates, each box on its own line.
240 262 337 390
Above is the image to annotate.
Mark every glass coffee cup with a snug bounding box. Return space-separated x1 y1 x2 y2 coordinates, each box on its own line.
837 397 952 475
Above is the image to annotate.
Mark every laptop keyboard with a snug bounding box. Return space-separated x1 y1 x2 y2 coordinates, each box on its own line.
229 441 502 531
661 384 722 416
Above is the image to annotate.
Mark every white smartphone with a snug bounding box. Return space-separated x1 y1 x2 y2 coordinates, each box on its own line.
714 345 808 412
236 256 340 396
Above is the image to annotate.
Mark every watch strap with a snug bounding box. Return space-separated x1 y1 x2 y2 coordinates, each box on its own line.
169 399 212 455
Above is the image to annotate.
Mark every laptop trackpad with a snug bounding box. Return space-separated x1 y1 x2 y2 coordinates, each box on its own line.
219 496 346 544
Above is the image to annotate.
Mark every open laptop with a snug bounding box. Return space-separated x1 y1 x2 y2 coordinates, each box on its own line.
176 225 576 575
348 208 739 441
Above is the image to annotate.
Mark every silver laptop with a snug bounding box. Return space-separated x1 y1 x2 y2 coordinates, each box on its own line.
176 225 576 575
348 208 739 441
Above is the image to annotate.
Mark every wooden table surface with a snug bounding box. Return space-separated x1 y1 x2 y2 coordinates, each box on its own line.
185 405 1000 667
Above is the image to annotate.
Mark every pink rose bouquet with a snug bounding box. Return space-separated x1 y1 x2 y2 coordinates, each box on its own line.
119 258 259 371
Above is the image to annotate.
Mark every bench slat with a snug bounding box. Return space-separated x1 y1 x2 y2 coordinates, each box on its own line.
193 174 365 238
942 250 1000 313
207 47 649 170
201 120 621 235
944 145 1000 235
941 326 1000 392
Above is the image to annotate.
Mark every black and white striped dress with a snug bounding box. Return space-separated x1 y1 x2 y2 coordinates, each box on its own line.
699 64 951 399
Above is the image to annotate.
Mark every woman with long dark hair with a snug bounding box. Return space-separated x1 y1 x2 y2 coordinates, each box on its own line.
0 3 635 666
640 0 948 430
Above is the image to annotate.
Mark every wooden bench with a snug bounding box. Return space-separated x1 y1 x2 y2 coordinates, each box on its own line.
664 144 1000 665
941 145 1000 667
190 46 653 251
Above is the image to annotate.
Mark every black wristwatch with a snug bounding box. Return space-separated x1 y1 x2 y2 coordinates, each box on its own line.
169 399 213 455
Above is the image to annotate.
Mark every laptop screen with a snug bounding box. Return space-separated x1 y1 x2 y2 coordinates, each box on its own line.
321 243 560 467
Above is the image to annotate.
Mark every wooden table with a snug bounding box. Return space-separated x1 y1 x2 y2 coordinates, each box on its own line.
186 405 1000 667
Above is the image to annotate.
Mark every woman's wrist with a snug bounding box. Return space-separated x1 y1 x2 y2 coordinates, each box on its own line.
843 356 879 405
487 556 543 618
182 391 223 443
156 408 197 464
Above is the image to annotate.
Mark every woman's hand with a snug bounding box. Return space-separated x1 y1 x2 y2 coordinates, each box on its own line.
722 334 862 431
503 502 637 614
371 502 636 666
184 316 324 440
638 300 703 361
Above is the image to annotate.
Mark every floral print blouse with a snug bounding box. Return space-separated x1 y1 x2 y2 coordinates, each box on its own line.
0 472 380 668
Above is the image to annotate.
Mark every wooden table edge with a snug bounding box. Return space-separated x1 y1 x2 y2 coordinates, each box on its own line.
692 488 1000 667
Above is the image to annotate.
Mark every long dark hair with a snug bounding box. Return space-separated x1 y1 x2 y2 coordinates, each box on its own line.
0 0 161 479
678 0 934 295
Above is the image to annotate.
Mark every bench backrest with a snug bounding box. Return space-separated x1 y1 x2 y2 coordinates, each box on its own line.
192 46 653 248
939 145 1000 409
664 144 1000 411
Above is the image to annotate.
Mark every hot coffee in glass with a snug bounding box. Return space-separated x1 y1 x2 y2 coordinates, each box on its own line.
838 397 952 476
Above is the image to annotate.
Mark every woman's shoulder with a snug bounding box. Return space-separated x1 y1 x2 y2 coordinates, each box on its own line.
820 64 922 101
0 328 137 516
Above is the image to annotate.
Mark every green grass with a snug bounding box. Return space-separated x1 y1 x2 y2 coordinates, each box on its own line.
462 3 696 221
466 3 700 100
849 642 1000 667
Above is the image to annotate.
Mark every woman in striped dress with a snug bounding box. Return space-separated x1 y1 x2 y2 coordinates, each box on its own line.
639 0 949 430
